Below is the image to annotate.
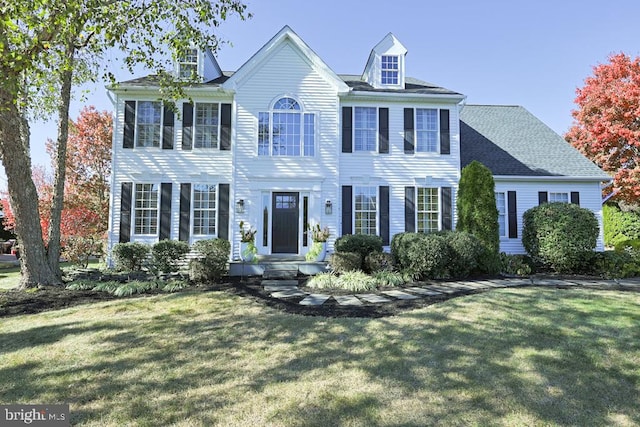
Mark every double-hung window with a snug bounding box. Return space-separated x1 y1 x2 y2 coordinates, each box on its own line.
134 183 159 235
549 192 569 203
381 55 399 85
354 107 377 151
496 192 507 237
193 184 217 235
417 187 439 233
179 48 198 79
195 103 219 148
258 97 315 156
354 186 377 235
416 109 438 152
136 101 162 147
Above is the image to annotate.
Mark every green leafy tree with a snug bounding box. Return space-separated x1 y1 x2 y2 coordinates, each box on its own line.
456 160 500 254
0 0 250 289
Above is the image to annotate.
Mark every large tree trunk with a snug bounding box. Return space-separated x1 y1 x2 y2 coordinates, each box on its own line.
48 45 75 276
0 88 61 289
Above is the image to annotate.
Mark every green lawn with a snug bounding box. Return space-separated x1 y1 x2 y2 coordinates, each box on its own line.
1 287 639 426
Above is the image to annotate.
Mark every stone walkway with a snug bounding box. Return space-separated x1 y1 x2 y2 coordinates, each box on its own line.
261 276 640 307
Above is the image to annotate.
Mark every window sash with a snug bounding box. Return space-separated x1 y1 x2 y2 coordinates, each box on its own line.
549 192 569 203
354 186 377 235
417 187 439 233
496 192 506 237
192 184 217 235
136 101 161 148
194 103 219 148
134 183 159 235
257 102 315 157
354 107 377 151
179 49 198 79
381 55 399 85
416 109 438 152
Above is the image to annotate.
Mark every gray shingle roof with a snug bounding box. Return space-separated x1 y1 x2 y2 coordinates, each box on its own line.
460 105 610 179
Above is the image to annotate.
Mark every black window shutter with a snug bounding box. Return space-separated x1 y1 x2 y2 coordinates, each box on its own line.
507 191 517 238
220 103 232 150
342 107 352 153
162 106 174 150
571 191 580 205
405 187 416 232
218 184 230 240
538 192 548 205
342 186 352 235
179 184 191 242
159 183 172 240
119 182 133 242
378 108 389 154
380 186 390 245
182 102 193 150
123 101 136 149
441 187 452 230
404 108 414 154
440 109 450 155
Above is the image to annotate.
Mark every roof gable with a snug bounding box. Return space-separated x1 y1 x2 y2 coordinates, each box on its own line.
222 25 349 92
362 33 407 89
460 105 611 179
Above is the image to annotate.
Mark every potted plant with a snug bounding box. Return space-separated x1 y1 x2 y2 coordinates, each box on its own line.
239 221 257 262
306 223 330 262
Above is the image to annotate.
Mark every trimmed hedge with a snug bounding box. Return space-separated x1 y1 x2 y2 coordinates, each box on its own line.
334 234 383 259
112 242 150 272
522 202 599 273
328 252 362 273
151 240 190 274
364 251 395 273
189 238 231 282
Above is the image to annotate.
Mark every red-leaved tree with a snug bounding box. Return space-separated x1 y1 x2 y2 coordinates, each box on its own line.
566 53 640 202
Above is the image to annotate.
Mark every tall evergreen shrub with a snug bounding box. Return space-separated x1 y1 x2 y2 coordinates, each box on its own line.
456 160 500 254
603 203 640 247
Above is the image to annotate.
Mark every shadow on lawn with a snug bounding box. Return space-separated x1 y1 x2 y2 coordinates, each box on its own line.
0 288 638 425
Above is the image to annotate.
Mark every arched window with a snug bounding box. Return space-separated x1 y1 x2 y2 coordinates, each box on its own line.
258 96 315 156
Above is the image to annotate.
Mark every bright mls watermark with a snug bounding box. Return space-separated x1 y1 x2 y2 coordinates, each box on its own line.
1 404 69 426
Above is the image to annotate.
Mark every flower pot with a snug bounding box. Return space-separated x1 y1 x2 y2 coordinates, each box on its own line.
314 241 327 262
240 241 256 262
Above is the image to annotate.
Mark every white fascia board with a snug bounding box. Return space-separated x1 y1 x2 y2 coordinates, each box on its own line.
493 175 613 182
107 85 233 97
342 91 466 103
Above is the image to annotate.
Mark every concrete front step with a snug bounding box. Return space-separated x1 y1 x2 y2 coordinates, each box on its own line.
263 269 298 279
228 261 328 277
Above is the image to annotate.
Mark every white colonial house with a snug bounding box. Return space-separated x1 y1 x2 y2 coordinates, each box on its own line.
106 26 611 264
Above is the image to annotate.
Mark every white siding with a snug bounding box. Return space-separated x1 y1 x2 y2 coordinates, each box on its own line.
495 180 605 254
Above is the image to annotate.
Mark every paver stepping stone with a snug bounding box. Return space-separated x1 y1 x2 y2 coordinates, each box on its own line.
357 294 392 303
271 289 307 298
425 285 459 294
502 278 531 287
531 279 567 286
615 279 640 288
300 294 331 306
264 285 298 292
262 279 299 287
334 295 363 306
405 287 443 296
457 282 492 290
381 290 420 300
444 282 477 290
474 280 508 288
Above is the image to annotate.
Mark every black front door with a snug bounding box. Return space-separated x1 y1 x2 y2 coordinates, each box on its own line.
272 192 299 253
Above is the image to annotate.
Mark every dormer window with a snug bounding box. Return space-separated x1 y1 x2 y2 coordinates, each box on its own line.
381 55 399 85
179 49 199 79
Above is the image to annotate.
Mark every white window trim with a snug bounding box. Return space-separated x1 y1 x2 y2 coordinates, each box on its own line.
415 108 440 154
381 55 400 86
416 187 441 233
133 183 160 236
548 192 569 203
496 191 507 238
191 183 218 237
178 48 199 80
193 102 221 149
135 101 163 149
353 106 378 153
257 96 316 157
353 186 379 235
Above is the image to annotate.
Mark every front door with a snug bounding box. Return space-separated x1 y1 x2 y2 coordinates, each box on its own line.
272 192 299 253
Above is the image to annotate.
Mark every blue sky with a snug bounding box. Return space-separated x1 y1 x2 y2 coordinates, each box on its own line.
24 0 640 172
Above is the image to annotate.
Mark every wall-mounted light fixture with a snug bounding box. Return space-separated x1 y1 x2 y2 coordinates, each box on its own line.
325 200 333 215
236 199 245 214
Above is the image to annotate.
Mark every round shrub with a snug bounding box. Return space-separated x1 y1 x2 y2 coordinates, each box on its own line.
328 251 362 273
522 202 599 273
364 251 395 273
189 238 231 282
500 253 534 276
151 240 190 274
442 231 484 278
112 242 150 272
390 232 425 270
334 234 383 260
